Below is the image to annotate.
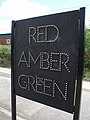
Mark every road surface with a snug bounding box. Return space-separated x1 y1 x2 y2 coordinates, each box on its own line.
0 68 90 120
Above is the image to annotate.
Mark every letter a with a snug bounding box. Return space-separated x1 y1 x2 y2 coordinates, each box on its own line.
18 51 29 67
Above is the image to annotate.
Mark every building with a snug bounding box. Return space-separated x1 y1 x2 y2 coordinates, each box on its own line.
0 33 11 45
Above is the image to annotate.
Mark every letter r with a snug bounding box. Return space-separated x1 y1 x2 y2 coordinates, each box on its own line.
29 27 36 43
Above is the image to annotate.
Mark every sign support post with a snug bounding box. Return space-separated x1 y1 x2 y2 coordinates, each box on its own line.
11 21 16 120
73 7 85 120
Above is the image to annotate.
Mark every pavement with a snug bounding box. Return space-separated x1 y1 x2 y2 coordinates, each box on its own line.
0 67 90 120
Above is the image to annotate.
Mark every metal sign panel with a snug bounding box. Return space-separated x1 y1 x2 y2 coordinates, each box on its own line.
12 10 81 114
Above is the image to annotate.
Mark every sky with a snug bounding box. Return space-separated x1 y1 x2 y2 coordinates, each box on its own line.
0 0 90 33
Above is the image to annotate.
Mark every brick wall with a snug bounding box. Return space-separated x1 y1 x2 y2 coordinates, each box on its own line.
0 38 11 45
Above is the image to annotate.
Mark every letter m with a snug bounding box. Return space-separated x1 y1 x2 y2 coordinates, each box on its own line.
29 52 41 67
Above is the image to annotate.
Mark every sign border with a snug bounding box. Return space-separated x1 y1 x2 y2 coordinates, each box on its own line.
73 7 85 120
11 7 85 120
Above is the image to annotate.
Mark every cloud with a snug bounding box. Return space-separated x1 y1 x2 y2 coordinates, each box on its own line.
0 0 52 33
0 19 11 33
0 0 90 33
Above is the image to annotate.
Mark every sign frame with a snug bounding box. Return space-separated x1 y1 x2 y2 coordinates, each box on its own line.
11 7 85 120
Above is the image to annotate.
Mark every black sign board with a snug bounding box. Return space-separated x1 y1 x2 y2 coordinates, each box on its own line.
11 8 85 120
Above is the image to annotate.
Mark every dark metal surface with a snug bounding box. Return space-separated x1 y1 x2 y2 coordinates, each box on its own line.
11 21 16 120
73 7 85 120
11 8 85 120
14 10 79 113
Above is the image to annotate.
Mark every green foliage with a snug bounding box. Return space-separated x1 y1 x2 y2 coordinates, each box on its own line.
84 68 90 78
0 30 90 77
84 29 90 78
0 45 11 68
0 45 11 60
84 29 90 70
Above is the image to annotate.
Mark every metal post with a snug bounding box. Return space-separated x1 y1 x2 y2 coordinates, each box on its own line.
11 21 16 120
73 7 85 120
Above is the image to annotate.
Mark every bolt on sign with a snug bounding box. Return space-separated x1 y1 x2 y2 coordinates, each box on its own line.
11 8 85 120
